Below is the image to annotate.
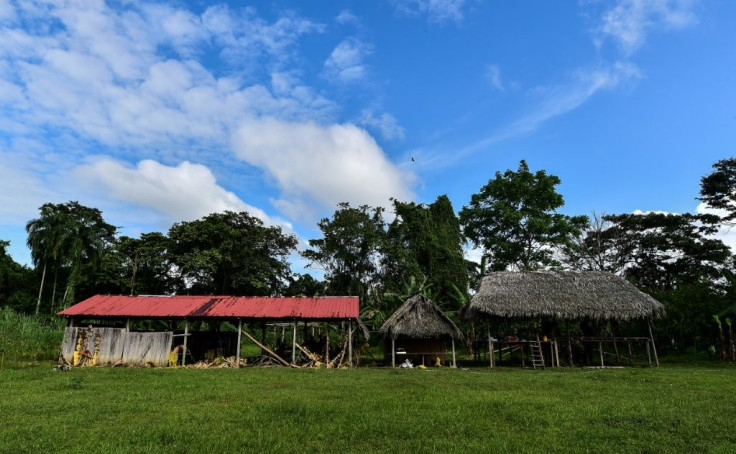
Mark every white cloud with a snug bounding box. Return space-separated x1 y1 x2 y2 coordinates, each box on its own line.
484 64 504 92
336 10 360 26
323 37 371 83
594 0 698 54
442 62 642 165
74 158 279 226
392 0 467 24
359 110 405 141
0 0 16 22
232 118 415 219
0 1 331 153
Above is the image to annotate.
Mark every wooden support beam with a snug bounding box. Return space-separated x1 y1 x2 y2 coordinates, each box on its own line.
236 319 242 368
554 340 560 368
451 338 456 368
599 341 604 367
391 338 395 368
487 326 492 367
291 322 297 365
325 324 330 367
645 340 652 366
647 320 660 367
490 341 495 368
182 319 189 366
567 333 573 367
348 321 353 367
241 328 290 367
125 318 131 332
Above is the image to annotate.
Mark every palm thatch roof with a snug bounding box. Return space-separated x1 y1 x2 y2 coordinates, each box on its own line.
380 294 463 340
466 271 665 321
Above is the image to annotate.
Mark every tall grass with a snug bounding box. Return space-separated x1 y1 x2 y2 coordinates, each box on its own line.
0 307 64 365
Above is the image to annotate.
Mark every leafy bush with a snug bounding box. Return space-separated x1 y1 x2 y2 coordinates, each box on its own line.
0 307 64 365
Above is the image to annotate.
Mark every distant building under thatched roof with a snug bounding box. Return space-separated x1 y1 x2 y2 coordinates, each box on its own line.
466 271 665 321
380 294 463 367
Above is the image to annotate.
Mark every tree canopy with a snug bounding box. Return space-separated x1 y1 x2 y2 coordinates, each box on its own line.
460 160 588 271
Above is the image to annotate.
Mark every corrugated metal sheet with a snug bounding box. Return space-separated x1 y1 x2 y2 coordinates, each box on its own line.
59 295 359 320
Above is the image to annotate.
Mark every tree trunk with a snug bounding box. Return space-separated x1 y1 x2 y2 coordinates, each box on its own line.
50 266 58 315
35 259 47 315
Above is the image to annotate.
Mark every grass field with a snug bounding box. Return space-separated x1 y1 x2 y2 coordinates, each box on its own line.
2 363 735 453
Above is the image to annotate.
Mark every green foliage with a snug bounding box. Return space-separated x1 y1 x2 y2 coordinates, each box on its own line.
284 273 325 297
26 201 117 310
602 212 729 289
0 307 64 364
302 203 386 299
699 157 736 223
384 195 468 308
460 160 588 271
169 211 298 295
0 240 35 312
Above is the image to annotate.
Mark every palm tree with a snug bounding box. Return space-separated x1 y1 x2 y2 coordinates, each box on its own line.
26 204 69 314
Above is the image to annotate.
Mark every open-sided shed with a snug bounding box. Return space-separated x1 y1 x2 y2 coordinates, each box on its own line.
465 271 665 367
59 295 365 368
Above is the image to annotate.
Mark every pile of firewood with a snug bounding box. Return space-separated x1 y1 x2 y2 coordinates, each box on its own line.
186 356 246 369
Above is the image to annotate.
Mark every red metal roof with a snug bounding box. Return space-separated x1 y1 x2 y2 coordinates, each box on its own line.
59 295 359 320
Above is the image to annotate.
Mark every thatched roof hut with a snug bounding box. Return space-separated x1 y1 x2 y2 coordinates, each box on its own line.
466 271 664 321
380 294 463 340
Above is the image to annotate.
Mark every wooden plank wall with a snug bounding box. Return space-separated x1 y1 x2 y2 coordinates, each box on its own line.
62 327 172 367
122 332 173 367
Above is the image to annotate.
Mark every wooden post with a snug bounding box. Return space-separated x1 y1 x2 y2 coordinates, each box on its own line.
291 322 297 365
391 338 395 368
599 341 604 367
611 326 621 362
627 341 633 364
487 326 492 367
325 324 330 367
236 319 242 367
451 338 456 367
567 334 573 367
554 340 560 368
182 319 189 366
348 321 353 367
647 320 660 367
489 341 495 368
645 340 652 365
126 318 131 332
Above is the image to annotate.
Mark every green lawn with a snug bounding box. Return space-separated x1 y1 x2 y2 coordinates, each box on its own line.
1 364 735 453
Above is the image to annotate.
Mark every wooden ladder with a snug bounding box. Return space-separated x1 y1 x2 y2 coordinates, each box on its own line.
530 335 545 370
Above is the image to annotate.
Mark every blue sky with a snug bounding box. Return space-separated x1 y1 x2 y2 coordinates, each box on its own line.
1 0 735 269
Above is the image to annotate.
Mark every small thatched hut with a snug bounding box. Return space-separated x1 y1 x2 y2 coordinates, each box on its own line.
380 294 463 367
465 271 665 367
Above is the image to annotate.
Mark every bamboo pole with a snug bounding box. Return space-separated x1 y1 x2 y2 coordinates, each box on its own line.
391 338 395 368
291 322 297 365
348 321 353 367
182 320 189 366
325 324 330 367
451 338 456 367
236 319 242 367
567 333 573 367
240 328 290 367
647 320 660 367
487 326 492 367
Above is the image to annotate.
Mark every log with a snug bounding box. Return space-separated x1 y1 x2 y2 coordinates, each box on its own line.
241 329 290 367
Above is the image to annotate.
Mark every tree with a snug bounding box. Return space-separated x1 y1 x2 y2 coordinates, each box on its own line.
169 211 297 295
602 212 730 290
25 204 68 313
460 160 588 271
0 240 35 312
116 233 178 295
700 157 736 223
302 203 386 299
383 195 468 307
562 211 636 273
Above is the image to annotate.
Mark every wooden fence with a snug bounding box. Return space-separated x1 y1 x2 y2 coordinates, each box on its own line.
61 327 173 367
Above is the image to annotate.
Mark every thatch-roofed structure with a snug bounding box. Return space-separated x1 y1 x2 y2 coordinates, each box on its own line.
380 294 463 367
466 271 665 321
